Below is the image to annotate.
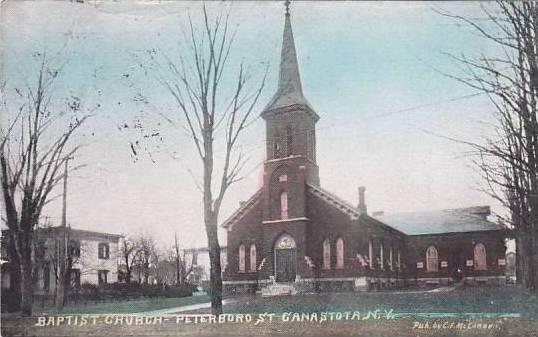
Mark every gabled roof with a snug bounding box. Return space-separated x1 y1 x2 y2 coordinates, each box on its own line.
306 184 413 236
375 206 504 235
221 189 263 230
307 184 361 220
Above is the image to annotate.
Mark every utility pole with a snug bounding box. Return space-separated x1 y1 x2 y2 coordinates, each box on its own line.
56 156 73 309
61 157 73 227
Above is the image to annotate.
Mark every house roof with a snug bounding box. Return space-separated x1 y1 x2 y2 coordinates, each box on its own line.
221 189 263 229
374 206 504 235
37 226 123 240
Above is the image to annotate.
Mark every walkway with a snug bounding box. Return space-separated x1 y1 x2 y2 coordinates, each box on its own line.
140 298 241 315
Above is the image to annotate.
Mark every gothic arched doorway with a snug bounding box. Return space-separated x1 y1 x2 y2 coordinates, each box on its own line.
274 234 297 283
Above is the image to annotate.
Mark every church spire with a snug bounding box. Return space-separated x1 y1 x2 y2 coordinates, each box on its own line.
279 0 302 96
263 0 314 114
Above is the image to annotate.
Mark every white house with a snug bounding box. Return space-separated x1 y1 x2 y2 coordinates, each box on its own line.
2 226 122 296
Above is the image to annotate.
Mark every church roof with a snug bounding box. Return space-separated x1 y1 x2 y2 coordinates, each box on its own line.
374 206 505 235
307 184 360 220
262 8 317 117
221 189 263 230
307 184 406 235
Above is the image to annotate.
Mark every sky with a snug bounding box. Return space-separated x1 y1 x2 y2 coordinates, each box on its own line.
0 1 506 249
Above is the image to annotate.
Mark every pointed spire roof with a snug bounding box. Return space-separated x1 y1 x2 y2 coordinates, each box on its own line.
262 3 316 117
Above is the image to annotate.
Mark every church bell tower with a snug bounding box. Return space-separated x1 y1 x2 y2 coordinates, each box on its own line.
261 2 320 222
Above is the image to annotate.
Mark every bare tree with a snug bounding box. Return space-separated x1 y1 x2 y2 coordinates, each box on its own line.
143 5 266 314
174 233 182 285
171 232 196 285
120 236 139 284
437 2 538 290
42 226 80 309
134 233 157 284
0 55 91 315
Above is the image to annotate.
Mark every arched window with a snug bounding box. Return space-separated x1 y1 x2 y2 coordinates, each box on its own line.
369 239 374 269
389 246 393 270
286 126 293 156
323 239 331 269
426 246 438 272
280 191 288 219
273 132 281 158
336 238 344 269
380 242 384 269
239 244 245 272
250 244 257 272
474 243 487 270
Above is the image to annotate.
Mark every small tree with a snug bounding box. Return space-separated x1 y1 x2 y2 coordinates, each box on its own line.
134 233 157 284
43 226 81 309
120 236 140 284
172 232 196 285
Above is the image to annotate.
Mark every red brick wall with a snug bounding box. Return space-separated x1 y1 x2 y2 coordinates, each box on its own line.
224 199 263 282
306 191 407 279
405 231 506 280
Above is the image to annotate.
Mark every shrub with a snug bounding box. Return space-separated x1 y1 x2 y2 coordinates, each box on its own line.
65 282 196 304
162 284 195 298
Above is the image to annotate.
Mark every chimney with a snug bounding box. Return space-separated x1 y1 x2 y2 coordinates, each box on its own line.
358 186 367 215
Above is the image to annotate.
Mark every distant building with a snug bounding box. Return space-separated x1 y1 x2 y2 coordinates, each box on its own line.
1 226 121 297
182 247 227 284
221 7 506 294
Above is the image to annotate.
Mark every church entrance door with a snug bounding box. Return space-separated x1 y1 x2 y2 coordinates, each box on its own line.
274 234 297 283
275 249 296 282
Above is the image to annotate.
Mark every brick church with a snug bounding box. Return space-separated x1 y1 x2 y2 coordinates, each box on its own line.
222 5 506 294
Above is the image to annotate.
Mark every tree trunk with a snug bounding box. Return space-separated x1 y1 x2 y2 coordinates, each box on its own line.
521 233 534 289
9 262 22 312
527 229 537 290
516 235 523 284
20 254 33 316
55 234 67 309
7 233 21 312
175 257 181 285
206 214 222 315
144 265 149 284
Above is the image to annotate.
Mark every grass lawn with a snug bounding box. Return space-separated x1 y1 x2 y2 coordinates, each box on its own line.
4 286 538 337
32 294 211 314
190 286 538 317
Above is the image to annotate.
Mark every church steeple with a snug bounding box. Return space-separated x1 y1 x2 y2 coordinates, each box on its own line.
261 0 320 212
263 1 314 114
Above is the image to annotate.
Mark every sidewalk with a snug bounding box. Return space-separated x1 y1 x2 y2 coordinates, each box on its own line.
140 298 240 315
